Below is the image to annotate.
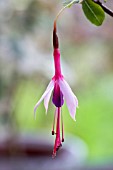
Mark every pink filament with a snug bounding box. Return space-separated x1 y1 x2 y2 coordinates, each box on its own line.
52 109 57 135
61 110 64 142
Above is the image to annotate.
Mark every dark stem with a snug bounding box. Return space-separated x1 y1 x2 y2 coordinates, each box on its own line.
53 22 59 49
93 0 113 17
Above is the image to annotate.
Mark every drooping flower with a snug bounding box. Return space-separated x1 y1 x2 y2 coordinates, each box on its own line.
34 24 78 157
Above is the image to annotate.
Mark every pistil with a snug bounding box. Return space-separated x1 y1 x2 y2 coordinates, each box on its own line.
52 107 62 158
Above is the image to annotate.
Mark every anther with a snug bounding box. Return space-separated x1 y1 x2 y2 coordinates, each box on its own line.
52 130 55 135
62 138 64 142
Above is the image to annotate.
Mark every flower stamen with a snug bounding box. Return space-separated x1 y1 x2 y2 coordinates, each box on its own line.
61 110 64 142
52 109 57 135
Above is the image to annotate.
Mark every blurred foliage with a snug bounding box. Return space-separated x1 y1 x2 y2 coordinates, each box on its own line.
64 75 113 160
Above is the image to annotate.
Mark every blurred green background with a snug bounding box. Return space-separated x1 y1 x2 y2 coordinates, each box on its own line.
0 0 113 166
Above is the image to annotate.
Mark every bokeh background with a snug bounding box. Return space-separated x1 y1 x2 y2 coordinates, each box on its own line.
0 0 113 169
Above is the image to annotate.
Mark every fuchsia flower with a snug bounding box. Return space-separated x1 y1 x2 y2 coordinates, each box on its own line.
34 25 78 157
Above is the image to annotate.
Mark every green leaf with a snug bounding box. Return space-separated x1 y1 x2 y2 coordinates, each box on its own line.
82 0 105 26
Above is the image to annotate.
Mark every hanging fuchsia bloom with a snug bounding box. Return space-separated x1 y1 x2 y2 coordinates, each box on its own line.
34 25 78 157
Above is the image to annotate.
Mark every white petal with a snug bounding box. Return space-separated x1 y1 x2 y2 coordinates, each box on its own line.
44 86 54 113
34 80 54 118
59 78 78 121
